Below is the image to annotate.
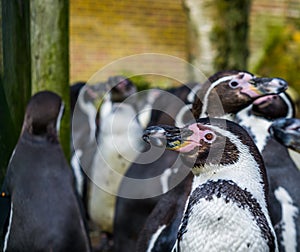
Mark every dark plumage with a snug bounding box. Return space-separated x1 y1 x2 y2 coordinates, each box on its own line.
269 118 300 153
1 91 91 251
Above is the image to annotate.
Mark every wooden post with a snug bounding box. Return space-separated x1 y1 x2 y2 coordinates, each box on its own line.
212 0 251 70
30 0 70 160
1 0 31 183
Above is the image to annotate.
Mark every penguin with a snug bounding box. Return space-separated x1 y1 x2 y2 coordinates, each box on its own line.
269 118 300 152
143 118 278 251
267 117 300 252
236 92 300 252
235 92 295 152
114 70 287 252
70 81 106 200
147 82 197 127
70 76 139 216
0 91 91 251
87 76 146 250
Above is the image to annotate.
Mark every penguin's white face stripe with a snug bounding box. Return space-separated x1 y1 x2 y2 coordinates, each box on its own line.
146 224 167 252
200 75 234 118
175 104 193 127
274 186 299 252
279 93 294 118
3 202 13 252
187 85 201 103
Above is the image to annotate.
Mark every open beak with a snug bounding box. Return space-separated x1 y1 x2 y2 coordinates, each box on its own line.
243 77 287 98
143 125 195 151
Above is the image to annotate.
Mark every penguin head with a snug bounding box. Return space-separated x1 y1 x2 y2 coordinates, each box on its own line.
22 91 64 142
252 92 295 120
192 70 288 118
269 118 300 153
107 76 137 103
143 118 260 172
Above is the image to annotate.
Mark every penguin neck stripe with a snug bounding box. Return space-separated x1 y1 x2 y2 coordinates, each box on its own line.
200 75 234 118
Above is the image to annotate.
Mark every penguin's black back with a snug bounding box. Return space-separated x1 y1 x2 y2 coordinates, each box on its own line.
2 91 91 251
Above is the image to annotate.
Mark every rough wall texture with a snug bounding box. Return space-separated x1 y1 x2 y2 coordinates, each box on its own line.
70 0 188 84
70 0 300 94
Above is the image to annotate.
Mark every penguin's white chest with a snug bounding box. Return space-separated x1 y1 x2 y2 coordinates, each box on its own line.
179 196 269 252
236 108 271 152
88 104 144 232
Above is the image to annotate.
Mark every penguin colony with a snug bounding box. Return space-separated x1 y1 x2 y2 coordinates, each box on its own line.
0 71 299 252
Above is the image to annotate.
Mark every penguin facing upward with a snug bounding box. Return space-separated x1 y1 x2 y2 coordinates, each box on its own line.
1 91 91 252
87 76 145 251
143 118 278 252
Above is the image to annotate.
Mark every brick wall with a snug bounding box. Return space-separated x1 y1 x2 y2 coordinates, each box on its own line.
70 0 188 85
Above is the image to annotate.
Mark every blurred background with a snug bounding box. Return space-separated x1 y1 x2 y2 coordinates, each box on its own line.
1 0 300 182
70 0 300 89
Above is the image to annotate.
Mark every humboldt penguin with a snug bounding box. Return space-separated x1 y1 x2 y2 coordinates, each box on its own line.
143 118 278 251
87 76 146 250
1 91 91 251
270 118 300 152
236 92 300 252
268 117 300 252
114 70 286 251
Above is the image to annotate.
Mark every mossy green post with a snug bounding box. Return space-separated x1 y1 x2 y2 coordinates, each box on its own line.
30 0 70 161
212 0 251 70
1 0 31 184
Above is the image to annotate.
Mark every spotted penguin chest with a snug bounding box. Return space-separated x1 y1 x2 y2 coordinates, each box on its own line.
176 180 276 252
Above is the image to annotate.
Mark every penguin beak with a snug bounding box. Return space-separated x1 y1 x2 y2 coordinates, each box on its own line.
246 77 288 97
143 125 195 151
269 118 300 153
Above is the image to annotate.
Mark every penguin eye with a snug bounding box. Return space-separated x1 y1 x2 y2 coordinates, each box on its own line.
203 131 216 143
228 80 240 89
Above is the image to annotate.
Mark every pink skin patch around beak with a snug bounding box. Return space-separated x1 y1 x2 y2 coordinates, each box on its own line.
252 95 275 105
176 123 214 153
240 84 264 98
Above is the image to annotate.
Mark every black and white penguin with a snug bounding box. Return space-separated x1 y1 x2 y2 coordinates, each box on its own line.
114 70 287 252
267 117 300 252
70 81 106 204
270 118 300 152
0 91 91 251
87 76 147 250
235 92 295 152
143 118 278 251
70 76 139 213
235 92 300 252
